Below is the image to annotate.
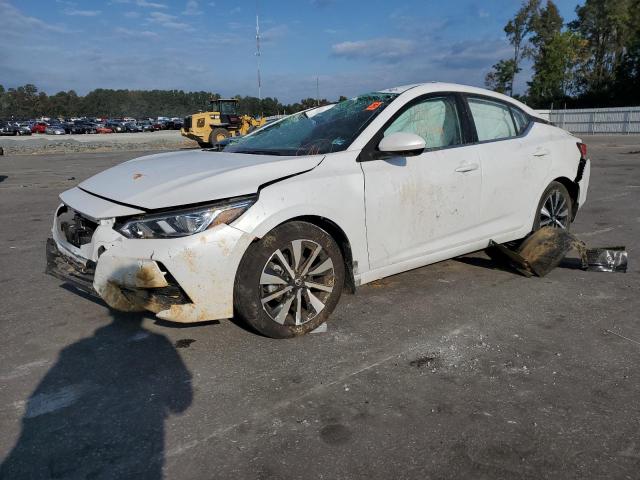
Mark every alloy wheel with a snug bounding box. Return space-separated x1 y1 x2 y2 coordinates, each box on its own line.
539 189 570 229
259 239 335 326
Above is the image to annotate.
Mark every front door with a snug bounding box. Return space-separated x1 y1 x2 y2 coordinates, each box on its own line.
361 95 482 271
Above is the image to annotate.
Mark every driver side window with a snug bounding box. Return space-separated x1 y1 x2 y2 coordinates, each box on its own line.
384 96 463 149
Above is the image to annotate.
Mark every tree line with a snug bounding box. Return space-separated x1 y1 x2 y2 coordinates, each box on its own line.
486 0 640 108
0 84 332 120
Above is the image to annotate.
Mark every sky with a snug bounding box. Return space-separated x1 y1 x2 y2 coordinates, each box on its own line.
0 0 581 103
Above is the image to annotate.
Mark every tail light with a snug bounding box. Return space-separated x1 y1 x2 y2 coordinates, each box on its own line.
577 142 587 159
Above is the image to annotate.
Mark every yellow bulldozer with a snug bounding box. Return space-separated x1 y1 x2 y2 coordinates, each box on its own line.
181 98 266 148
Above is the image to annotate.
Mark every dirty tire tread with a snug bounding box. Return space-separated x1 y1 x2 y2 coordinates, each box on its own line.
210 128 230 144
533 181 573 231
234 221 345 339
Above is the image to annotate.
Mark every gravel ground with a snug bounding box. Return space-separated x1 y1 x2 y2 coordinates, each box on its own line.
0 130 197 155
0 136 639 479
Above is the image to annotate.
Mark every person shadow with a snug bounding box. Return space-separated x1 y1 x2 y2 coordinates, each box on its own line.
0 311 193 479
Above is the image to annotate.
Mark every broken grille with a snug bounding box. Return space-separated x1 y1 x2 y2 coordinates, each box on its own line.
58 206 98 248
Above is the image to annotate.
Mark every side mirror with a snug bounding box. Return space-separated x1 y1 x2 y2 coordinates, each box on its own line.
378 132 426 156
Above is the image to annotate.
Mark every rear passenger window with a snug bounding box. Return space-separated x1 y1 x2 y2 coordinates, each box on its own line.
384 96 462 149
468 98 516 141
511 107 530 135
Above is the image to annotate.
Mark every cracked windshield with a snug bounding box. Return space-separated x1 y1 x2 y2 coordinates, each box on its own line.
224 92 399 156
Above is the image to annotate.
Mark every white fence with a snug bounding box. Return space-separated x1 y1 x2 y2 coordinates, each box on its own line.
536 107 640 134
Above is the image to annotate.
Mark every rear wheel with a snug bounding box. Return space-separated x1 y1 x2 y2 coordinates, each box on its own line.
533 181 573 230
210 128 230 144
234 221 345 338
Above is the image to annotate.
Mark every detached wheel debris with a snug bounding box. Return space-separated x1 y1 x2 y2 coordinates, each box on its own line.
487 226 628 277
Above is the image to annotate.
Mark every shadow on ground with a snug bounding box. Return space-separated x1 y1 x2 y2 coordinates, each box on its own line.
0 312 192 479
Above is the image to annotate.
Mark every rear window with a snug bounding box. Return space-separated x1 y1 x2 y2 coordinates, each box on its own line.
510 107 530 135
468 97 517 142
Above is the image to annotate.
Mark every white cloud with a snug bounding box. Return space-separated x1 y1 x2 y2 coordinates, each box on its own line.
183 0 201 15
0 0 69 35
261 25 288 43
136 0 167 8
148 11 192 30
115 27 158 38
63 9 101 16
332 38 415 62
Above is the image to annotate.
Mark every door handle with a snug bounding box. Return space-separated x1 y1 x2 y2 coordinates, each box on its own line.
533 148 550 157
455 163 479 173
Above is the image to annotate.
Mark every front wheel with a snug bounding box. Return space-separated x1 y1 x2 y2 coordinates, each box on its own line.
209 128 230 144
533 181 573 230
234 221 345 338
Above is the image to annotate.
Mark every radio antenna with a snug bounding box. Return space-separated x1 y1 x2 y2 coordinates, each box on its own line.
255 0 262 100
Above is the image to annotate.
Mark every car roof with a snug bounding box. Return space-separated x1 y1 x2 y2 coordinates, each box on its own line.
376 82 541 119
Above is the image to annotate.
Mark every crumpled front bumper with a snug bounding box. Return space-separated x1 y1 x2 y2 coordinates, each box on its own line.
47 204 256 323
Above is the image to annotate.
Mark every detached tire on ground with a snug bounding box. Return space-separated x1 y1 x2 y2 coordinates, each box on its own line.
533 181 573 231
234 221 345 338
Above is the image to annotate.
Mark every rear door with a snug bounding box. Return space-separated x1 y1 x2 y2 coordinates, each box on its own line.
463 96 549 237
360 94 483 271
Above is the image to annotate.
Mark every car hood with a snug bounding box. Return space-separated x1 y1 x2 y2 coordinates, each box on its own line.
79 149 324 210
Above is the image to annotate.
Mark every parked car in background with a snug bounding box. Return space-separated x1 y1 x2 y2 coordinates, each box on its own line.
138 120 154 132
152 120 167 130
0 120 19 136
70 121 98 134
32 121 48 134
95 124 113 134
106 121 125 133
45 123 66 135
123 122 143 133
16 122 33 135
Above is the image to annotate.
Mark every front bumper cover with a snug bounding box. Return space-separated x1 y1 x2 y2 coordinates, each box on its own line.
46 238 192 315
47 202 256 323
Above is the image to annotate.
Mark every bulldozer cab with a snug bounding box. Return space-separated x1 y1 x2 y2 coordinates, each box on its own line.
210 99 239 116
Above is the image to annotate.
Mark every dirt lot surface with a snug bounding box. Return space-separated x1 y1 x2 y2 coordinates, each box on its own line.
0 136 639 479
0 130 195 155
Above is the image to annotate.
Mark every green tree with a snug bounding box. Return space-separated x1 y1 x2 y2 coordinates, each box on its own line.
485 59 520 94
504 0 541 95
570 0 633 97
528 31 587 106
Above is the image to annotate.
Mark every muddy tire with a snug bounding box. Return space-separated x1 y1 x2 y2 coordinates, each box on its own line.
209 128 230 144
533 181 573 231
234 221 345 339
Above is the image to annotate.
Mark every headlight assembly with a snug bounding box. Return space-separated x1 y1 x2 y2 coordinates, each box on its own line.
116 195 255 239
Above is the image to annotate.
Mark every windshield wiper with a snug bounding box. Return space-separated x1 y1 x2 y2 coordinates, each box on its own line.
231 149 283 156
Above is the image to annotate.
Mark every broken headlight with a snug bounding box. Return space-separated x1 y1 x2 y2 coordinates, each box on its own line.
116 196 255 239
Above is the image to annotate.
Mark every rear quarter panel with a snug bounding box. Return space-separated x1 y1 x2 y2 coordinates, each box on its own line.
527 123 582 223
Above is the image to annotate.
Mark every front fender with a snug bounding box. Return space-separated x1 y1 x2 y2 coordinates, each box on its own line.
232 151 370 276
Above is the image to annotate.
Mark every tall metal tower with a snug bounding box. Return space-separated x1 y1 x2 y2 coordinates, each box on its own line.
255 0 262 101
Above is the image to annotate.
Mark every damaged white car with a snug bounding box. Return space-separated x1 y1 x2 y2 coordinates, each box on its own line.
47 83 590 338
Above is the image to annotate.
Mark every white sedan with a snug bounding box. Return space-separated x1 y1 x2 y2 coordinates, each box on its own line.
47 83 591 338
